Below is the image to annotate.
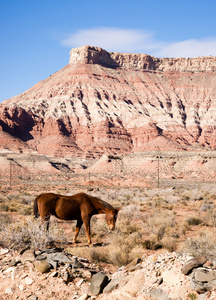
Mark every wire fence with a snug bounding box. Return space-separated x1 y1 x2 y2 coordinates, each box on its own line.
1 151 216 191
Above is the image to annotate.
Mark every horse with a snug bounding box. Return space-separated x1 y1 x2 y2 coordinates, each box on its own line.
33 192 119 245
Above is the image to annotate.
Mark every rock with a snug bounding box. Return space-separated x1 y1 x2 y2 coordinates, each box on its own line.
49 271 58 277
200 204 214 211
181 256 207 275
27 296 38 300
125 257 142 271
191 268 216 293
8 260 21 267
162 268 184 285
145 288 171 300
77 294 89 300
103 277 122 293
89 272 109 295
1 248 9 255
72 257 85 268
21 250 35 264
34 260 51 273
19 284 24 291
76 279 84 287
194 268 216 283
46 252 72 264
104 291 133 300
5 287 13 294
35 254 47 260
25 276 33 285
123 269 145 296
197 293 209 300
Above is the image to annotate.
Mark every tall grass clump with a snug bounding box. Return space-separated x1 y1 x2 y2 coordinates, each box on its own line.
0 216 67 250
182 230 216 261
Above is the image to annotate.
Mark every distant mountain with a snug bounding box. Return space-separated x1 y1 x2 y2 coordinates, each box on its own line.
1 45 216 157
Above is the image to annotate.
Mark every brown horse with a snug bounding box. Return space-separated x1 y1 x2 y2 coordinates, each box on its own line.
33 192 119 245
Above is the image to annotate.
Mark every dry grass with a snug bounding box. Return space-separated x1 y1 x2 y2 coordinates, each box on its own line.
1 183 216 266
0 216 67 250
182 230 216 261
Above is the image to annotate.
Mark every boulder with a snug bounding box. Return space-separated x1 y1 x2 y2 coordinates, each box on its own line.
21 250 35 264
181 256 207 275
89 272 109 295
191 268 216 293
123 269 145 296
144 288 171 300
34 260 51 273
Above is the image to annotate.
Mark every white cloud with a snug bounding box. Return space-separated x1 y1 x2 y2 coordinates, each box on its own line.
153 38 216 58
61 27 216 58
61 27 162 53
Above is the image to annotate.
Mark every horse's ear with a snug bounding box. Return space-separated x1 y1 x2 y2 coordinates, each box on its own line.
115 208 120 214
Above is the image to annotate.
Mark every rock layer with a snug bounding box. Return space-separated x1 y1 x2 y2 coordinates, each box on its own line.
1 45 216 157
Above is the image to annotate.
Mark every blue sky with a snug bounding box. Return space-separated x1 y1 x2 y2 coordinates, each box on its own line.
1 0 216 102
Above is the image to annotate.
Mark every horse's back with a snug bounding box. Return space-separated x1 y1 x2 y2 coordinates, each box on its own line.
35 192 97 220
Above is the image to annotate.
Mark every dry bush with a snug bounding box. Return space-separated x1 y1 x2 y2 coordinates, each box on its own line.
182 230 216 261
0 202 9 212
185 216 202 226
0 193 32 215
0 213 11 225
90 216 110 242
89 248 110 264
107 231 144 266
146 210 176 240
207 209 216 227
161 236 177 252
0 217 67 250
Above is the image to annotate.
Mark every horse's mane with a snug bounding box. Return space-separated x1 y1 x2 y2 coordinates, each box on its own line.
89 195 114 210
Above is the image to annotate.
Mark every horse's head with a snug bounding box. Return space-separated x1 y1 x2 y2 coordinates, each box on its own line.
105 208 119 231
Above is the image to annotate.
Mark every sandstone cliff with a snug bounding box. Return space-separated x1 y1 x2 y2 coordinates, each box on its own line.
1 45 216 157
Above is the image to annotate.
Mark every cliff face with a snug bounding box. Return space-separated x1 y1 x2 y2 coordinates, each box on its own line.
1 45 216 157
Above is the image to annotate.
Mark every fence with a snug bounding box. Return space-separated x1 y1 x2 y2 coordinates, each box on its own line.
1 151 216 191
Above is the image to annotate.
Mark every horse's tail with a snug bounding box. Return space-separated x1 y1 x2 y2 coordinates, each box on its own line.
33 195 40 218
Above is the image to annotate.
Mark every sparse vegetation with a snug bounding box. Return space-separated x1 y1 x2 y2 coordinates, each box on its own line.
182 230 216 261
1 184 216 267
0 216 67 250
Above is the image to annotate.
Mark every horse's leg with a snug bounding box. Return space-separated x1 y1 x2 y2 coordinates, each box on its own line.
83 217 92 245
40 215 50 232
73 219 83 244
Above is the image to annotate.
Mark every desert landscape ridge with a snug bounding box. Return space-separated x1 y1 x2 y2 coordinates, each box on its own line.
1 45 216 159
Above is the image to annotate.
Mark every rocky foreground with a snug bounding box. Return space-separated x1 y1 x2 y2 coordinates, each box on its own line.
1 246 216 300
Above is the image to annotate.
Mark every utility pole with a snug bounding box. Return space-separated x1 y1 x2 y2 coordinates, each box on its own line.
157 147 160 188
157 154 160 188
9 159 12 188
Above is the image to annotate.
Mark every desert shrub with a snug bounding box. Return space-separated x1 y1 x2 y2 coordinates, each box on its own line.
182 230 216 261
115 204 146 236
188 293 197 300
91 215 109 241
185 216 202 226
146 210 176 240
161 236 177 252
143 233 162 250
0 217 67 250
0 193 33 215
107 231 144 266
207 209 216 227
180 222 191 235
0 213 11 226
89 248 110 264
0 203 9 212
